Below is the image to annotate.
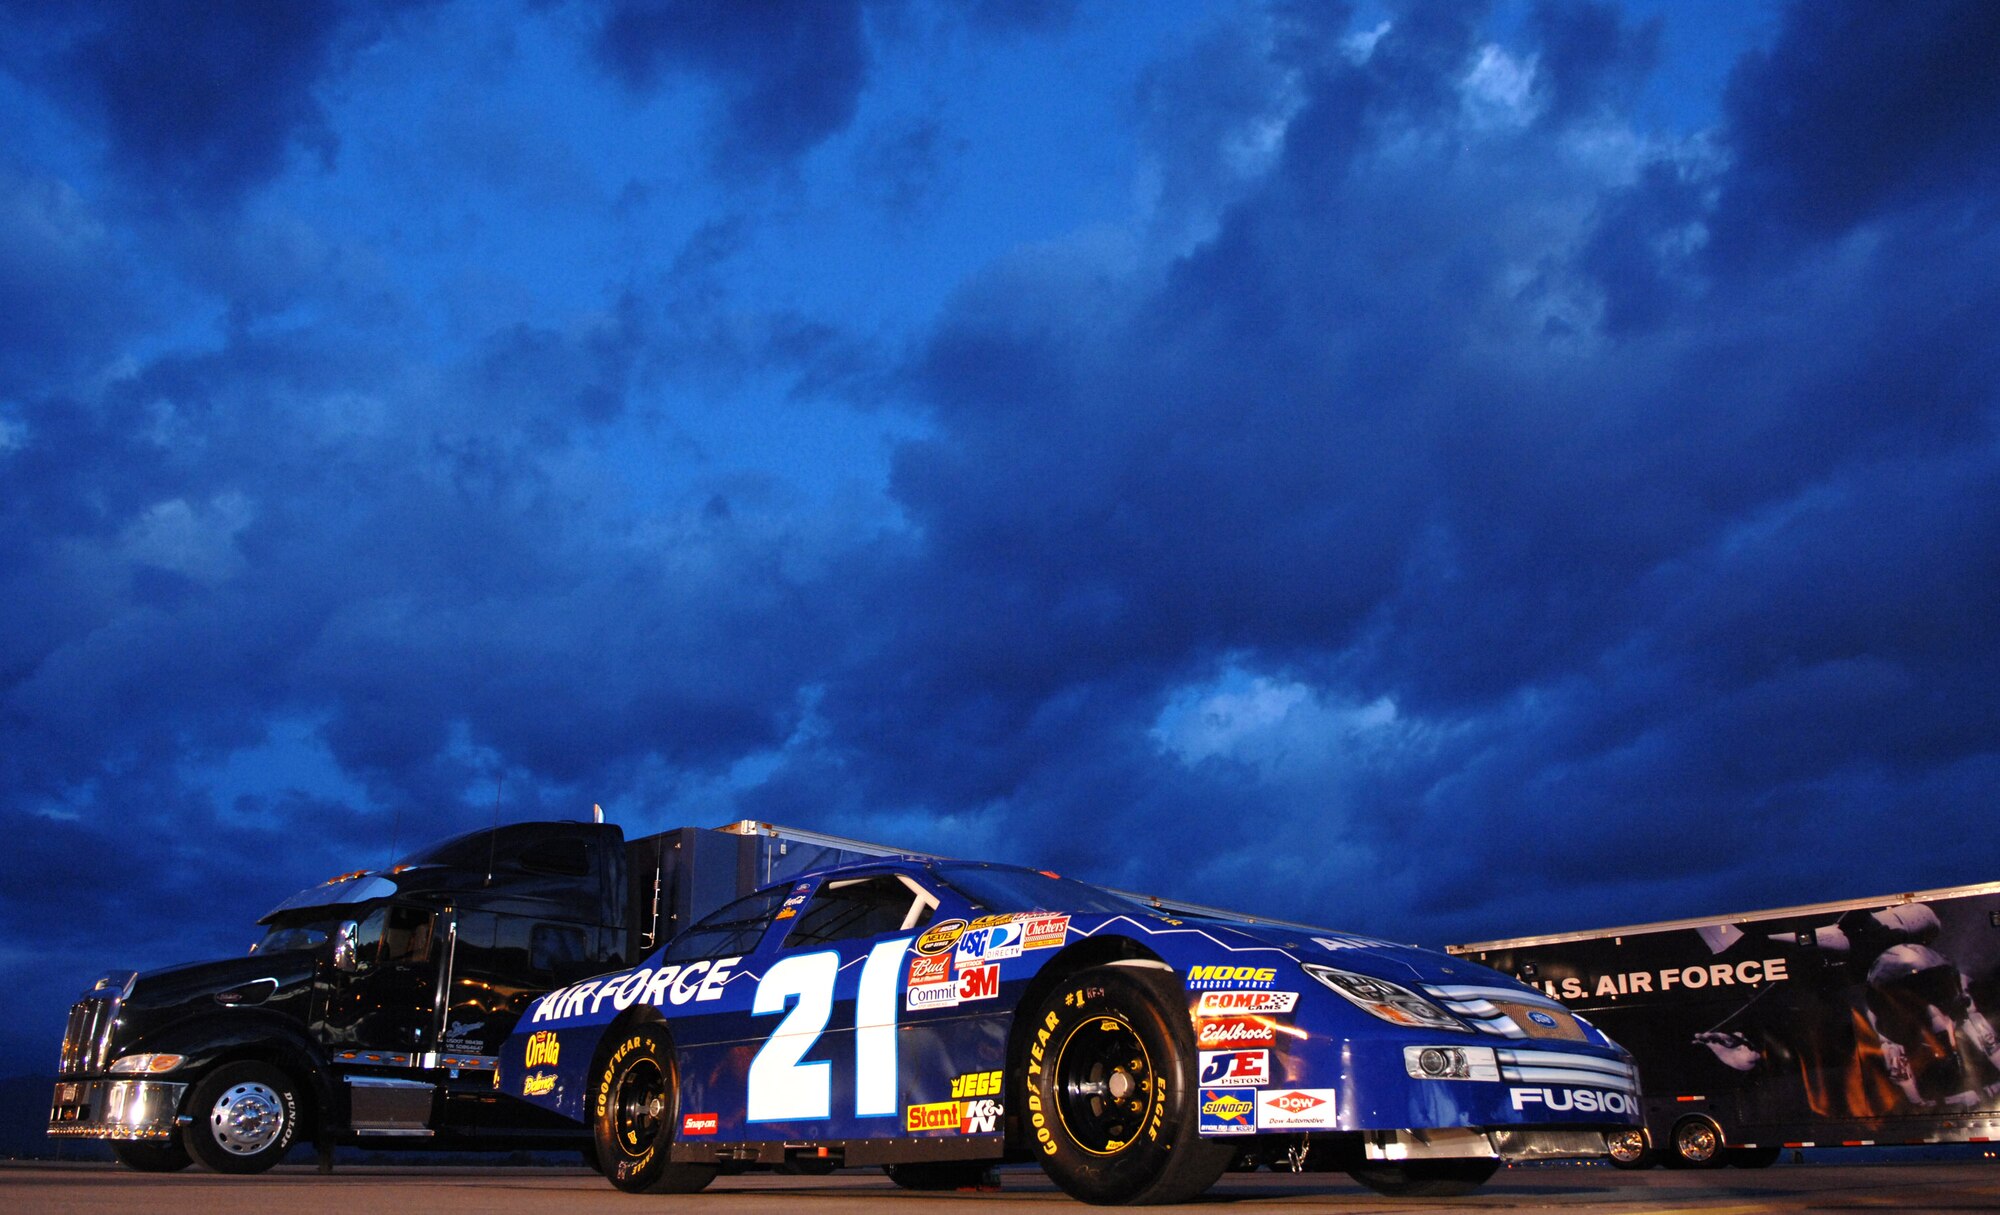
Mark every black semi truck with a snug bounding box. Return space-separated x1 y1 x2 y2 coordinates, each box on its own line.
47 817 910 1172
1449 881 2000 1168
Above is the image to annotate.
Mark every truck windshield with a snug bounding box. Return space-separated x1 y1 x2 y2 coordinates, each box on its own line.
252 918 343 955
931 864 1145 917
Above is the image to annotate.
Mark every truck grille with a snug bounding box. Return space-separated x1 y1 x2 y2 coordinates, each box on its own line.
59 997 117 1075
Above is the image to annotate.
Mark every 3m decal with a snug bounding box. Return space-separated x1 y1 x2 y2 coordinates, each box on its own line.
522 1071 556 1097
1195 990 1299 1015
957 963 1000 1002
1197 1049 1270 1087
747 937 911 1122
681 1112 719 1136
1256 1088 1338 1130
522 1031 560 1068
913 919 968 956
1198 1089 1256 1136
955 922 1024 966
1196 1017 1276 1049
1186 964 1278 990
951 1070 1003 1099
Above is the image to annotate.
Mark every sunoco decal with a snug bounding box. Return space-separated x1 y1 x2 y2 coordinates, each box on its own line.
1198 1089 1256 1136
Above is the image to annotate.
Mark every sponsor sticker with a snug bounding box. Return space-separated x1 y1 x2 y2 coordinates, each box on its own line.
1256 1088 1338 1130
1186 964 1279 990
951 1071 1003 1099
530 956 743 1022
968 913 1018 930
1196 990 1300 1016
681 1112 719 1136
1509 1087 1637 1115
906 1100 960 1132
1196 1017 1276 1049
1198 1049 1270 1087
523 1031 561 1069
956 922 1025 966
522 1071 556 1097
1198 1089 1257 1136
907 982 960 1012
960 1098 1002 1133
908 954 950 986
914 919 968 956
1021 913 1070 949
957 963 1000 1002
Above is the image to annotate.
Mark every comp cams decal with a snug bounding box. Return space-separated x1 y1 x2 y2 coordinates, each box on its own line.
1196 990 1300 1015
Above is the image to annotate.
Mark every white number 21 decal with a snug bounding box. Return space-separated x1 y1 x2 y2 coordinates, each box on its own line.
746 937 910 1122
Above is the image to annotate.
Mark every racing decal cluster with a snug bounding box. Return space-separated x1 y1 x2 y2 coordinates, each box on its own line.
531 956 744 1022
1187 960 1309 1135
905 911 1068 1012
520 1030 560 1097
905 1073 1005 1134
774 881 814 922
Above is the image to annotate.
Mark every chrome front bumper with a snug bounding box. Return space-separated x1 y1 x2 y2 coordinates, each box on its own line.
48 1078 187 1141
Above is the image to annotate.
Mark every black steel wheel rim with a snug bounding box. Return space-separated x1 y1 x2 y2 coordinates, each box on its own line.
1053 1013 1155 1156
614 1057 668 1156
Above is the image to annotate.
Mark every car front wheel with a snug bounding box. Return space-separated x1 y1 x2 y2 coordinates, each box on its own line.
591 1024 719 1194
1022 963 1233 1205
1607 1126 1655 1169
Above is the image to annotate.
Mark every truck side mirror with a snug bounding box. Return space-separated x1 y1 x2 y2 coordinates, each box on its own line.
333 920 361 973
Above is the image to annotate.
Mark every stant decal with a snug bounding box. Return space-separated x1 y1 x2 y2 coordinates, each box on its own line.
1198 1049 1270 1087
906 1101 960 1132
1195 990 1299 1015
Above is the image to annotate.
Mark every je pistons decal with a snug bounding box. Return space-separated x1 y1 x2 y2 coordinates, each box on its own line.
1198 1049 1270 1087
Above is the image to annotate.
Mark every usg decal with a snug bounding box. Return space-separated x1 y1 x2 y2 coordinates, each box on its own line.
956 922 1025 966
1510 1087 1636 1116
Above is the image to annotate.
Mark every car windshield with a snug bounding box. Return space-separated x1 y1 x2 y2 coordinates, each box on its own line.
931 863 1147 917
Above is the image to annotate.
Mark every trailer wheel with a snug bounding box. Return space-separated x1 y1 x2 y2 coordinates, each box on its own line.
591 1024 719 1194
1606 1127 1654 1169
1347 1159 1499 1197
1667 1115 1725 1168
1727 1145 1781 1169
111 1139 193 1172
1023 964 1234 1205
184 1062 301 1173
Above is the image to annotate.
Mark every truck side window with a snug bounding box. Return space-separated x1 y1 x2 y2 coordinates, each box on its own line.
662 888 790 962
782 875 935 950
529 923 589 980
379 906 435 965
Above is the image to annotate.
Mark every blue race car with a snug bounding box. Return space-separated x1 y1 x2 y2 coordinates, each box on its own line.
498 856 1639 1203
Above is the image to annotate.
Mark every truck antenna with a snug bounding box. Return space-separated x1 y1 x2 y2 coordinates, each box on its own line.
484 770 503 888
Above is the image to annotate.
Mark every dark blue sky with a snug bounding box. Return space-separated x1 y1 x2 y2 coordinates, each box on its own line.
4 0 1998 1078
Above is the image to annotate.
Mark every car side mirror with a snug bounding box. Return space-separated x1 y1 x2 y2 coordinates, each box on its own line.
332 921 361 973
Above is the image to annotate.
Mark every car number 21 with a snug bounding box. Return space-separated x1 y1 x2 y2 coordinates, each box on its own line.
745 937 911 1122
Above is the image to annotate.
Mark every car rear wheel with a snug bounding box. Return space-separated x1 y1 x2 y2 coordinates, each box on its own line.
183 1062 301 1173
1607 1127 1655 1169
112 1138 193 1172
592 1024 719 1194
1667 1116 1725 1168
1347 1158 1499 1197
1023 964 1233 1205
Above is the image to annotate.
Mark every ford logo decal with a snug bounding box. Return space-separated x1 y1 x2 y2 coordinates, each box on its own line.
1528 1010 1558 1027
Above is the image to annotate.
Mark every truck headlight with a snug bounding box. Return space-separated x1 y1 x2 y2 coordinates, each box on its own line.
1303 965 1463 1030
109 1054 185 1074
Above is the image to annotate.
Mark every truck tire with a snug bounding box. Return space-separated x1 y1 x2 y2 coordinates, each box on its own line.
183 1061 302 1173
1348 1158 1499 1197
592 1024 719 1194
1021 964 1233 1205
112 1138 193 1172
1667 1115 1725 1168
1606 1127 1655 1169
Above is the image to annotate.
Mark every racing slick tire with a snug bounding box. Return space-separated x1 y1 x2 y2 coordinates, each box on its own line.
882 1161 1000 1190
592 1024 719 1194
1665 1115 1726 1168
1727 1145 1782 1169
1022 963 1234 1205
1606 1126 1655 1169
1347 1159 1499 1197
112 1138 193 1172
183 1061 302 1174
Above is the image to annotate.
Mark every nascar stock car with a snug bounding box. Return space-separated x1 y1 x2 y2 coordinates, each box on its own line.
497 856 1640 1204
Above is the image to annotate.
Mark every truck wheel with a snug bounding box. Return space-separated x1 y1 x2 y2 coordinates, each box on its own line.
1667 1116 1724 1168
592 1024 718 1194
184 1062 301 1173
1347 1159 1499 1197
111 1139 192 1172
1606 1127 1654 1169
883 1161 998 1190
1727 1145 1781 1169
1023 964 1233 1205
